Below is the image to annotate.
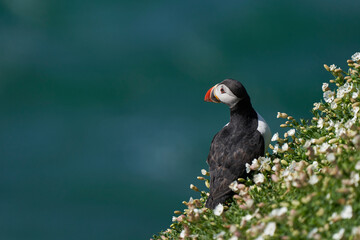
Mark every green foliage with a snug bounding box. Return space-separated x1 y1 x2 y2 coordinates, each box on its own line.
153 53 360 240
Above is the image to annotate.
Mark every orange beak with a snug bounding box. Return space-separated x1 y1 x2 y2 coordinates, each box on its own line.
204 85 221 103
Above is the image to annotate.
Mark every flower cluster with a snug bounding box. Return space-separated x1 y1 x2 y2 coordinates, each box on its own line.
153 52 360 240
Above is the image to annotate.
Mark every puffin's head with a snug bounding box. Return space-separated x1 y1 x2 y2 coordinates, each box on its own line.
204 79 250 108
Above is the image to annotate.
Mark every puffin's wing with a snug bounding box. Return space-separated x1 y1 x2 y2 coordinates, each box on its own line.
206 132 264 208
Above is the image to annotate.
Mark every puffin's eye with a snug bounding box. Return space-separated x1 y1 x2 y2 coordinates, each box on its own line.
220 88 225 94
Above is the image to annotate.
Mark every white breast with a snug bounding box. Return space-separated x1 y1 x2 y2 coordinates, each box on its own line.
256 112 271 153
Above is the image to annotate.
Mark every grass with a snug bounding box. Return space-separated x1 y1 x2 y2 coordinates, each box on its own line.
153 53 360 240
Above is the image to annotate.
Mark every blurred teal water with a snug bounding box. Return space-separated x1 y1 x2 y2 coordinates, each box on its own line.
1 0 360 239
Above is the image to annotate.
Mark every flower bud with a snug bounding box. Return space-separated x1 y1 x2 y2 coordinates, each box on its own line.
352 102 360 107
201 169 210 176
334 98 342 103
277 112 288 119
190 184 199 192
316 208 324 217
271 174 279 182
281 160 288 166
324 64 330 71
315 137 326 144
280 124 288 128
205 180 210 189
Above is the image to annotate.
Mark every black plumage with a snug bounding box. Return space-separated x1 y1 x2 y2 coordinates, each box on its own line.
204 79 265 209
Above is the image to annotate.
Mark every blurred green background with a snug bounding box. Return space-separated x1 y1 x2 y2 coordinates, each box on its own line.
1 0 360 239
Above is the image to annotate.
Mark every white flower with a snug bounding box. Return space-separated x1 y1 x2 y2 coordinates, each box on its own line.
287 129 296 136
180 230 186 238
352 52 360 62
229 181 239 192
355 161 360 170
324 90 335 103
326 193 331 199
330 212 340 222
272 164 279 172
327 153 336 162
250 158 260 170
273 144 279 154
245 198 254 208
327 119 335 130
309 175 319 185
313 102 321 110
330 64 337 71
317 118 324 128
345 118 356 129
352 226 360 236
257 157 271 171
337 88 345 99
263 222 276 236
213 203 224 216
308 228 318 239
201 169 208 175
340 205 353 219
254 173 265 185
353 106 360 117
334 120 343 130
172 216 177 222
282 161 296 177
319 142 330 153
213 231 225 239
270 207 288 218
310 161 319 170
331 101 338 109
332 228 345 240
304 140 312 148
281 143 289 152
255 236 264 240
335 127 346 137
353 135 360 146
343 82 353 93
353 91 359 99
322 83 329 91
271 132 279 142
229 236 238 240
351 171 360 187
245 163 251 173
194 208 204 214
243 214 253 221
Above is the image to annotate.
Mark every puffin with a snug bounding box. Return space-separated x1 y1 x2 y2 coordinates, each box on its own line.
204 79 271 209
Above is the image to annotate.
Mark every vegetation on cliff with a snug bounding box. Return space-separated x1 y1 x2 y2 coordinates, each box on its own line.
153 53 360 240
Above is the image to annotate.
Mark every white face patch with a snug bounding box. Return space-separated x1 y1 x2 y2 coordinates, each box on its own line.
213 84 239 108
